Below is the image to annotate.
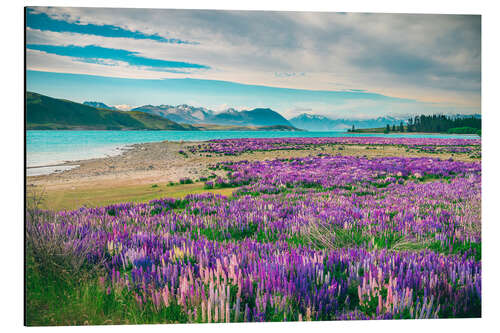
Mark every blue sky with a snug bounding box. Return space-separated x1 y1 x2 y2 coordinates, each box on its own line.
26 7 481 118
27 44 209 71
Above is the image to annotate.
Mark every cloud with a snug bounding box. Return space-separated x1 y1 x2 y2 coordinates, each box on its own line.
274 72 305 78
26 49 186 80
25 7 481 114
27 7 195 44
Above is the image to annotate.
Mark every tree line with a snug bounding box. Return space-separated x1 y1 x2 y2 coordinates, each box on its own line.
348 114 481 135
405 114 481 133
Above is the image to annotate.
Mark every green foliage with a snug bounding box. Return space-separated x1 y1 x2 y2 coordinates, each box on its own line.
407 114 480 133
26 253 190 326
428 240 481 261
447 127 481 135
179 178 194 184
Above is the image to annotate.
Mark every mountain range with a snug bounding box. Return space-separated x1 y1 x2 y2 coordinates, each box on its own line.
26 92 300 131
27 92 479 132
132 104 293 127
27 92 197 130
131 104 214 124
288 114 405 131
118 103 412 131
79 102 408 131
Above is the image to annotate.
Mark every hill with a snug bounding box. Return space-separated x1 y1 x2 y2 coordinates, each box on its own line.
26 92 197 131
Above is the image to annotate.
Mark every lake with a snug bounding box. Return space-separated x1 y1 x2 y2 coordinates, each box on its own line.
26 130 480 176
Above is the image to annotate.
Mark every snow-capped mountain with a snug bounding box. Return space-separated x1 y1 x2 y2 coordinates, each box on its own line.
208 108 293 127
289 114 404 131
131 104 214 124
132 104 293 127
83 101 118 111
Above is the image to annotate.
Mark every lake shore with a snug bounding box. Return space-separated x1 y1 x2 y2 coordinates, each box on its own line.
27 130 480 175
26 139 479 210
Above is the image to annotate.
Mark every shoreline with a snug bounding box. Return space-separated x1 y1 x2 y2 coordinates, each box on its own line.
26 131 480 176
26 144 137 175
27 135 481 181
26 139 480 211
27 162 80 169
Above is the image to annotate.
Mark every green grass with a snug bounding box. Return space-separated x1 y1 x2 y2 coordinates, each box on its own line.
34 182 237 211
26 252 190 326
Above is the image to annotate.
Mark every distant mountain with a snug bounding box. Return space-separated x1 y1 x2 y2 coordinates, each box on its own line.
132 104 293 127
27 92 198 131
132 104 214 124
208 108 293 127
192 124 303 131
83 101 118 110
288 114 331 131
258 125 304 131
289 114 404 131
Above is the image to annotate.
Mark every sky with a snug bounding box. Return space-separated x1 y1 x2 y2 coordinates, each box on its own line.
25 7 481 119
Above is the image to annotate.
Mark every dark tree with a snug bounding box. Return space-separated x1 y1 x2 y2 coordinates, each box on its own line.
409 114 480 133
407 118 414 132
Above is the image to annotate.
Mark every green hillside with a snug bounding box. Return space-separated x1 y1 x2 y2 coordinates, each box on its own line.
26 92 198 130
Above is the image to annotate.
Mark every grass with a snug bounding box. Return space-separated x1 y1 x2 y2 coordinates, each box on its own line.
32 182 237 211
26 251 190 326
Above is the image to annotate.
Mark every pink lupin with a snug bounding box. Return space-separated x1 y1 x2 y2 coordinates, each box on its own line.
207 301 212 323
201 300 206 322
161 286 169 307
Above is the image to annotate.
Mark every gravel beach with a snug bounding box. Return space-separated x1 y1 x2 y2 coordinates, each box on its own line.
27 139 478 193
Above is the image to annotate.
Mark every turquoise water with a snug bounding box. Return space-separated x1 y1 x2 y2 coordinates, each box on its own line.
27 130 479 174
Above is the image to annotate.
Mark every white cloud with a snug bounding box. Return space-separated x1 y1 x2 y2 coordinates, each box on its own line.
26 8 481 111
